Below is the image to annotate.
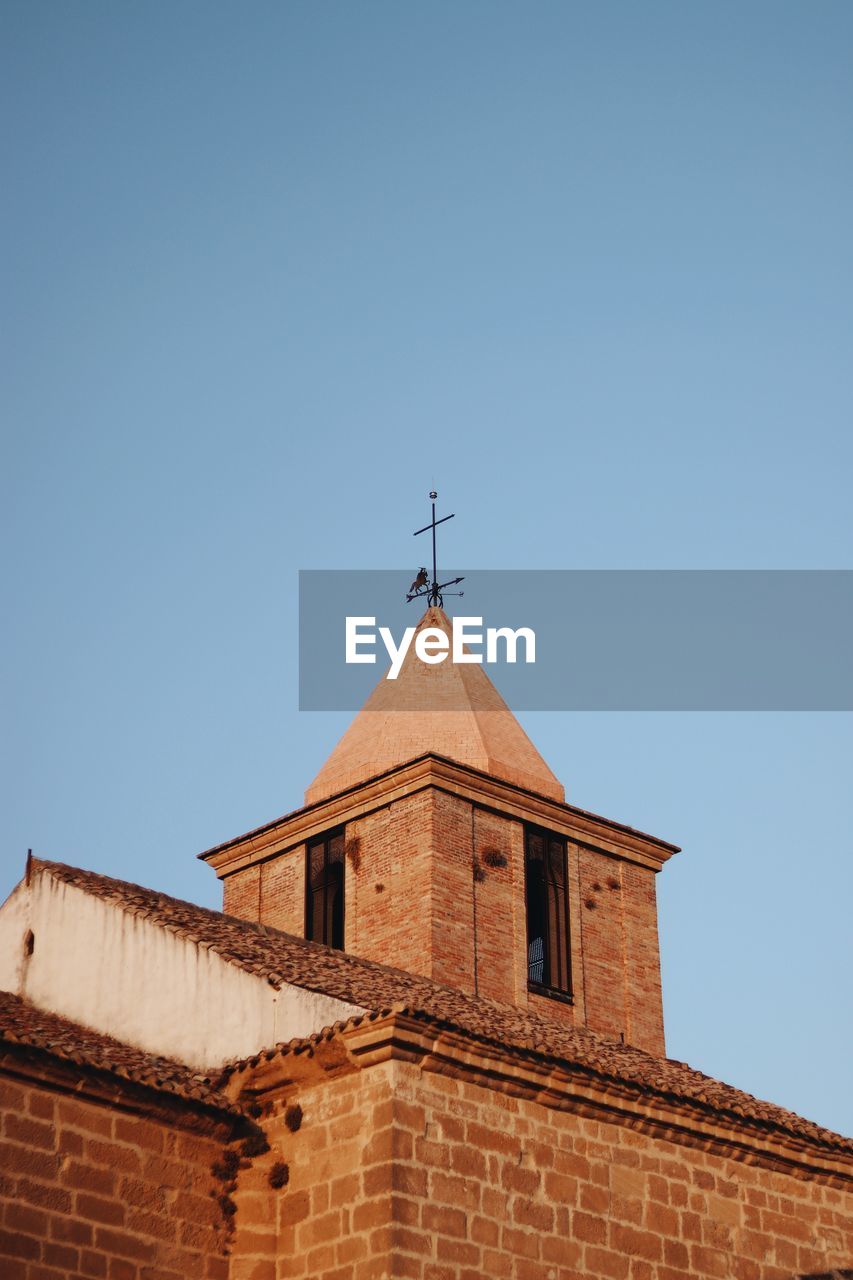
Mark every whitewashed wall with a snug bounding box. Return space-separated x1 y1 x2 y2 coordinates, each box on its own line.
0 870 362 1069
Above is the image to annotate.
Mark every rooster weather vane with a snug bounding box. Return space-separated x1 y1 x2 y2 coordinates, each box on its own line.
406 491 464 607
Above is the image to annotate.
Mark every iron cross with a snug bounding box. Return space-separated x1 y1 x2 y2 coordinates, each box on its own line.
407 491 465 607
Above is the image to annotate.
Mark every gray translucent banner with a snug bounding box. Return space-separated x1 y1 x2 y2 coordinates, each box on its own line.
298 570 853 711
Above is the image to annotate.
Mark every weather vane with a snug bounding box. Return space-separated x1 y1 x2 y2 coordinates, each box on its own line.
406 491 465 607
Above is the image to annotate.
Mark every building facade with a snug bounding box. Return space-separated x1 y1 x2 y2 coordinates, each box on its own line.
1 608 851 1278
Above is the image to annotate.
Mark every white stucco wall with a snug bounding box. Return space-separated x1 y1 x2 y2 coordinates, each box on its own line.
0 871 362 1069
0 880 30 995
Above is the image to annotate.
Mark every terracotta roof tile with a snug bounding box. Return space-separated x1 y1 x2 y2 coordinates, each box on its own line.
31 859 852 1157
0 989 238 1116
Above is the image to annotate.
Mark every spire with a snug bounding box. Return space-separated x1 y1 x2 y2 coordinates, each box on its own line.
306 607 565 804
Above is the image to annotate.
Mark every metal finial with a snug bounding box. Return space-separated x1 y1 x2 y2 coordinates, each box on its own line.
407 492 464 607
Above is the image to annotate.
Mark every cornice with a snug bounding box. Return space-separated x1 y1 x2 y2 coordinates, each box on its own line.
225 1011 853 1190
200 754 679 879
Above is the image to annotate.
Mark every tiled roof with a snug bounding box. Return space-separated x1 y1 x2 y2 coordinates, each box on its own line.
0 989 238 1116
32 859 852 1156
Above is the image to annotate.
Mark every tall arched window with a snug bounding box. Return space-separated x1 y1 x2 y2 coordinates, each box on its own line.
525 827 572 998
305 829 345 950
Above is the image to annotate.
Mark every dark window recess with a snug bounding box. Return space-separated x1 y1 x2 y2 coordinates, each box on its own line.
305 830 345 950
525 828 572 997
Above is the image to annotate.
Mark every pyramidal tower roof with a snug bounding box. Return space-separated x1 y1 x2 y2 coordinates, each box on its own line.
306 608 564 804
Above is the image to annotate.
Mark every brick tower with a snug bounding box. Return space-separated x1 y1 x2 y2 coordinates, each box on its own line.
201 607 677 1057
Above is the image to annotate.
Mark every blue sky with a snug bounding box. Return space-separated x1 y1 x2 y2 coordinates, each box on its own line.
2 2 851 1134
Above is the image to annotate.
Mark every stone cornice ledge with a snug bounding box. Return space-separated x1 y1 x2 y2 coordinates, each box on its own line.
229 1012 853 1189
200 754 679 878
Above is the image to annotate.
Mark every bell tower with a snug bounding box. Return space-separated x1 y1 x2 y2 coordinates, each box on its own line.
200 607 678 1057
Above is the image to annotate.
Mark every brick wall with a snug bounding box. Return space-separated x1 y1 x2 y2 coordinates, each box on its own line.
427 790 477 994
223 848 306 936
0 1054 235 1280
621 863 666 1057
577 845 627 1044
6 1015 848 1280
392 1063 853 1279
308 788 521 999
260 847 305 938
228 1064 395 1280
577 851 665 1056
346 792 435 977
223 865 261 922
231 1054 853 1280
470 807 526 1006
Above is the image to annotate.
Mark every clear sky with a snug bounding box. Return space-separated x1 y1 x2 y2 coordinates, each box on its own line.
2 2 851 1134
